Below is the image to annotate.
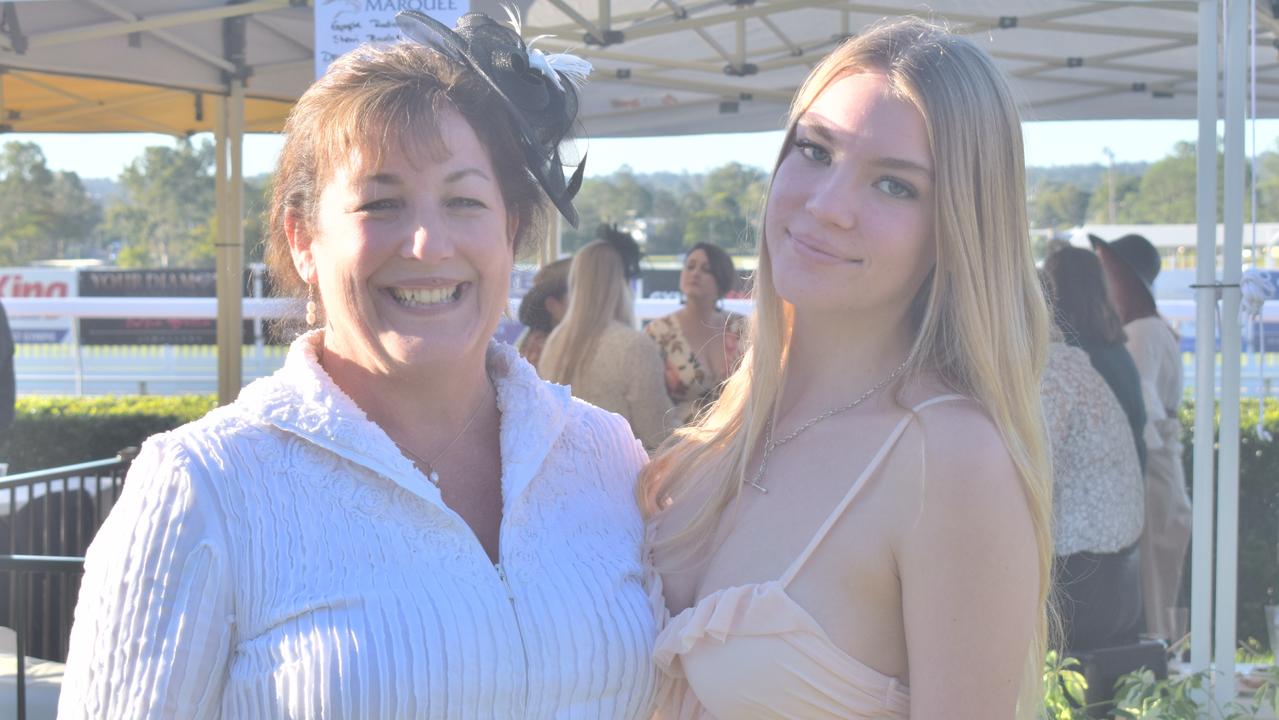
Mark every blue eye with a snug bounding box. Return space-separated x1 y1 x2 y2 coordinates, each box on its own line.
357 198 400 212
793 139 831 165
874 178 917 200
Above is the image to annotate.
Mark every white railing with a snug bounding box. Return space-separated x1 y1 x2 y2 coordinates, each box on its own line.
4 297 1276 397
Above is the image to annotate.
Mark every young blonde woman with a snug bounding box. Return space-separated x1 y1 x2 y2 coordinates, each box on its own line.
539 226 673 449
643 18 1052 720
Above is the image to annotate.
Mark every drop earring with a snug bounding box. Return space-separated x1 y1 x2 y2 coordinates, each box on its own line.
305 282 318 326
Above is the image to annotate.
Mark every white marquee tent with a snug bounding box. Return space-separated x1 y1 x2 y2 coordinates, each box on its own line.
1 0 1271 708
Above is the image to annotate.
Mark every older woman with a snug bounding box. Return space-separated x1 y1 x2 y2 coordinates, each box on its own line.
644 243 747 424
59 12 657 719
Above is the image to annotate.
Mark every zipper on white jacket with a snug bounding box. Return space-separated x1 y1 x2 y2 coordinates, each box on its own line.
495 562 531 713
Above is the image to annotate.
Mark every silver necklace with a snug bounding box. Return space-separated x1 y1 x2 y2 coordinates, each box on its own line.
747 359 911 494
395 381 492 488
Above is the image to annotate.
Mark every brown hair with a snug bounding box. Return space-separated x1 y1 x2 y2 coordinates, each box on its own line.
1042 246 1126 346
686 242 737 299
264 41 547 306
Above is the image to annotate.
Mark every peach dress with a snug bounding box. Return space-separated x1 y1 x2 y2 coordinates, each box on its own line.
652 395 966 719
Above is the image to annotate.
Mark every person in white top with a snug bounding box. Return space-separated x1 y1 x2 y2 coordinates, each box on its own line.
59 12 658 719
1092 232 1191 644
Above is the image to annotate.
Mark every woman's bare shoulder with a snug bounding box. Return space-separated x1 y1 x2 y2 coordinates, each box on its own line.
879 395 1032 554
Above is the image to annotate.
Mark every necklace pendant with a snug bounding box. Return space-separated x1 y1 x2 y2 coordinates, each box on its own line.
427 469 441 487
748 480 769 494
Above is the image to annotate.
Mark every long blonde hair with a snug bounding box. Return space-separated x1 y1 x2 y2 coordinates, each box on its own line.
640 18 1052 718
539 240 636 385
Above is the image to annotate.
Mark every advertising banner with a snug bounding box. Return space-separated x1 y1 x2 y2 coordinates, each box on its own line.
78 269 255 345
0 268 77 343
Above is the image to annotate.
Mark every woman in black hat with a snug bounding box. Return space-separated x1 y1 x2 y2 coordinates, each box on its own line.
1092 232 1191 644
60 12 659 718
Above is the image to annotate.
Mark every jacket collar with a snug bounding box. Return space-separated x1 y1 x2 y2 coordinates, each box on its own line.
235 330 573 512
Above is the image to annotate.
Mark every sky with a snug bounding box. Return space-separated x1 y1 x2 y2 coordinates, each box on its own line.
8 118 1279 181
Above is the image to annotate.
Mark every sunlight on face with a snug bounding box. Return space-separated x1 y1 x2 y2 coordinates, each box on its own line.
306 108 516 376
765 71 937 321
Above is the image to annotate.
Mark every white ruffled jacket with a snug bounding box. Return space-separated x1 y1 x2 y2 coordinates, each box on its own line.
59 332 658 720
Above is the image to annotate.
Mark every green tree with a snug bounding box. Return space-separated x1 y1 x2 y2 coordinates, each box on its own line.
560 166 659 252
1253 143 1279 222
1110 140 1246 224
1126 141 1198 223
0 142 101 265
1085 174 1141 223
1029 181 1090 229
244 174 273 264
683 162 766 252
105 139 216 268
643 188 687 255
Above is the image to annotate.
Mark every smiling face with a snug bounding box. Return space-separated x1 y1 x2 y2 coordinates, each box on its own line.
289 107 516 376
764 71 936 322
680 248 721 303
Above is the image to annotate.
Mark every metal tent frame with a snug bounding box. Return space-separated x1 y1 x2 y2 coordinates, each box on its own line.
0 1 1268 706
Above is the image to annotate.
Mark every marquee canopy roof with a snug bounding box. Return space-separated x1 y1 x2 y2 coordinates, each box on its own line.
2 0 1277 138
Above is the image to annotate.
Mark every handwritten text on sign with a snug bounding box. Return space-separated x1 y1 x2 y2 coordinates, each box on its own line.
314 0 469 79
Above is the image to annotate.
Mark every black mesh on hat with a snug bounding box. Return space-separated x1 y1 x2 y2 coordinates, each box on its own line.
395 11 587 227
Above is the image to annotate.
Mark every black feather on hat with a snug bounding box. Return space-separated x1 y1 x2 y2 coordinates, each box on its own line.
395 10 590 227
597 224 643 281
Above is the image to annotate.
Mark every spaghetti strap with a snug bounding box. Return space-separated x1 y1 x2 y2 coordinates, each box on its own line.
777 393 969 588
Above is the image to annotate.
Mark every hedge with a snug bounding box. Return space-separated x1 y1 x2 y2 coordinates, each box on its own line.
1181 398 1279 651
0 395 216 473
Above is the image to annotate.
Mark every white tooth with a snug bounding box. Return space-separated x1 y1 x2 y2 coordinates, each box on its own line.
393 285 458 306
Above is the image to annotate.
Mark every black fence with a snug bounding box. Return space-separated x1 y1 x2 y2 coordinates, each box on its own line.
0 450 134 663
0 450 135 719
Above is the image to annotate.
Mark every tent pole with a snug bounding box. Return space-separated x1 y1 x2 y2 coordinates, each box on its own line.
1190 0 1219 677
214 93 229 402
1214 0 1247 706
215 78 245 405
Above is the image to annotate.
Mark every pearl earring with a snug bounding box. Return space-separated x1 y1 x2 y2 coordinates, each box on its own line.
305 283 318 326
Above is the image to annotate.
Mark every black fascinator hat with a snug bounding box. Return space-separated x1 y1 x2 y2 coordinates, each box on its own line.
598 224 643 280
395 10 590 227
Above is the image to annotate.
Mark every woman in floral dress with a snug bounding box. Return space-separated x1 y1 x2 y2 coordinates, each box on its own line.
645 243 747 424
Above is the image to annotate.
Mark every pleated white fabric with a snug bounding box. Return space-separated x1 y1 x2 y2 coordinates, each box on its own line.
58 331 658 720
